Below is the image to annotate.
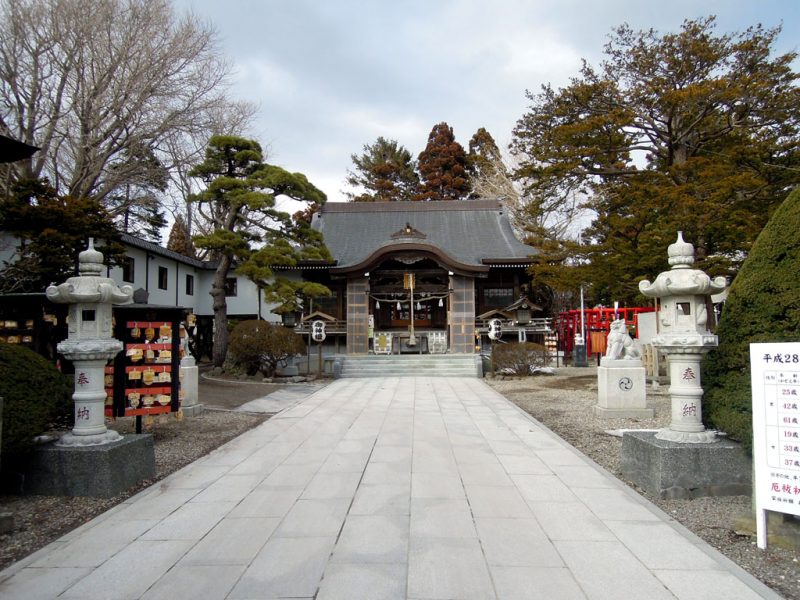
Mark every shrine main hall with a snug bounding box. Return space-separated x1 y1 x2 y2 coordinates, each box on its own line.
291 198 542 355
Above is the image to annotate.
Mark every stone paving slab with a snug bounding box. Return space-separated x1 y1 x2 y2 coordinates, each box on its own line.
0 377 782 599
233 383 327 414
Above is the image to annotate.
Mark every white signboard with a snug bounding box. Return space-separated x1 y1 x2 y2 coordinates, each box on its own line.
311 320 326 343
750 342 800 549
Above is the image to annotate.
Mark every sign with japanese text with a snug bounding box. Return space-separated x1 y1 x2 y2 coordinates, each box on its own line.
750 342 800 549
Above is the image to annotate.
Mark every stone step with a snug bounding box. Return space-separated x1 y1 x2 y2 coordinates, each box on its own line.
339 355 481 378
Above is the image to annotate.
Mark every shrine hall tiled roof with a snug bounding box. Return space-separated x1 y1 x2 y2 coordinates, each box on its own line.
312 199 536 271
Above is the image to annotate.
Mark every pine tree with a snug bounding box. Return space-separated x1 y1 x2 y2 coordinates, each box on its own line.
415 122 471 201
189 135 331 367
345 137 419 202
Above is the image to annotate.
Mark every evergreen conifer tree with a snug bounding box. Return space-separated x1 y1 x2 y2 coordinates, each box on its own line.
467 128 504 183
703 188 800 450
189 135 330 367
0 179 123 292
415 122 471 201
511 17 800 305
345 137 419 202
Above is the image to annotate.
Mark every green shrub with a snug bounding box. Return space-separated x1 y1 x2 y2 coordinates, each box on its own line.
492 342 549 375
703 188 800 451
228 320 305 376
0 343 72 457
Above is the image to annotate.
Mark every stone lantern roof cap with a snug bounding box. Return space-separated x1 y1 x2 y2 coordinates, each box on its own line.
668 231 694 268
78 238 105 276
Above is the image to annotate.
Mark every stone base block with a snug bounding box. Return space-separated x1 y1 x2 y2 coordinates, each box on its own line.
595 364 653 419
621 431 751 499
23 434 155 498
181 403 205 417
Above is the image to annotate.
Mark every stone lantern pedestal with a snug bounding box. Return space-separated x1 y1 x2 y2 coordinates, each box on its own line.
652 342 718 443
56 342 123 446
620 232 751 498
179 350 203 417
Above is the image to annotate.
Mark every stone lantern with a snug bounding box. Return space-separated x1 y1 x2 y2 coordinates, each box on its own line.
639 232 726 443
46 239 133 446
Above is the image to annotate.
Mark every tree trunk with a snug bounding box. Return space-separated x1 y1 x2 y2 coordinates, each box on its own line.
211 256 232 368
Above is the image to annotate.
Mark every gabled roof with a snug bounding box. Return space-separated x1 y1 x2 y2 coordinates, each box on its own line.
312 199 535 272
504 296 543 313
477 308 513 320
301 310 337 322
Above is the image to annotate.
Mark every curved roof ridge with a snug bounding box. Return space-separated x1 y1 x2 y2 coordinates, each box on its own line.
319 198 502 214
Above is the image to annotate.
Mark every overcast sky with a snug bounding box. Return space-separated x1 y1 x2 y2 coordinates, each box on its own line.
174 0 799 203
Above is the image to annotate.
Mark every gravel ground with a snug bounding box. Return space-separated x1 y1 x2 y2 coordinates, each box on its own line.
487 368 800 600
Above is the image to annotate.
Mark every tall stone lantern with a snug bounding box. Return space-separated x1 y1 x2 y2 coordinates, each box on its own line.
46 239 133 446
639 232 726 443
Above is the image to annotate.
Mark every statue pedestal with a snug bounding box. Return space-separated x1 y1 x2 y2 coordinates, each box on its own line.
180 356 204 417
594 358 653 418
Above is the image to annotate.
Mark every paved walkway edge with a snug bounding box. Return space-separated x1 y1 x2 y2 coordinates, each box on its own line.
495 387 782 599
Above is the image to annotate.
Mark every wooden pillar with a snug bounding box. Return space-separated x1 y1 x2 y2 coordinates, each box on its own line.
346 277 369 354
448 275 475 354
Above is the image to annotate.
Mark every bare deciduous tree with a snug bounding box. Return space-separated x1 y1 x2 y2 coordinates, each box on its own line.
161 99 258 243
0 0 253 236
469 151 588 241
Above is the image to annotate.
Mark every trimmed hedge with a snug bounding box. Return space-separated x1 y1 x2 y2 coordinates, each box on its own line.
703 188 800 451
0 343 72 457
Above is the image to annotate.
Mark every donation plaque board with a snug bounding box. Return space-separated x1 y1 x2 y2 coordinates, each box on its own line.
750 342 800 549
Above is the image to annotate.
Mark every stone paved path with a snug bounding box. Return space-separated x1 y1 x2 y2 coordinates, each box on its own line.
0 378 780 599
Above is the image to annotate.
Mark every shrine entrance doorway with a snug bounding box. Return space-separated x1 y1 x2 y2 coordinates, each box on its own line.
367 257 450 354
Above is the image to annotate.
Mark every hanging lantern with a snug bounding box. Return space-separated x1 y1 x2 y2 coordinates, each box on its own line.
417 302 422 311
396 301 401 310
439 298 444 307
375 299 380 308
